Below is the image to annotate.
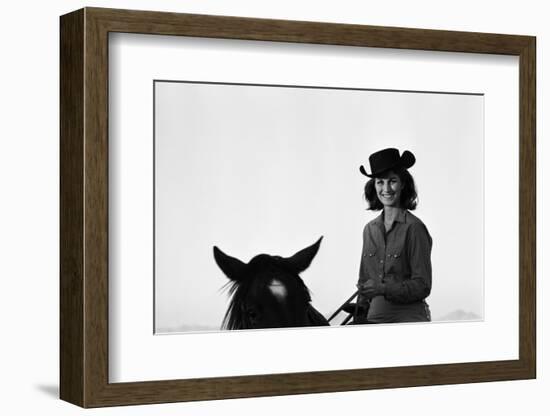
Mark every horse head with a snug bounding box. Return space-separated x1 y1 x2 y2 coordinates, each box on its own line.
213 237 329 329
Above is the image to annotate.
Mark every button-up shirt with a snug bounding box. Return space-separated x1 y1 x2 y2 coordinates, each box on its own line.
358 209 432 323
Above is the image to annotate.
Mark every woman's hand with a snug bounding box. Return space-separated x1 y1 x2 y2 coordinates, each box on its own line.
357 280 386 299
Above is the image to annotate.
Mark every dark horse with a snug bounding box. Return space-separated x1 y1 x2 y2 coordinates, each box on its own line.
213 237 330 329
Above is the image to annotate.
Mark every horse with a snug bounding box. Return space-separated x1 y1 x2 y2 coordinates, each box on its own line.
213 237 330 329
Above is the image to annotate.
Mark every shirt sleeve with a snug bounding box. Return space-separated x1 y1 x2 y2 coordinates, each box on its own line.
357 224 370 306
384 222 432 304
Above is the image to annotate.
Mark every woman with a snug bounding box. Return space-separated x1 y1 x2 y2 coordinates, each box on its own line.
356 148 432 323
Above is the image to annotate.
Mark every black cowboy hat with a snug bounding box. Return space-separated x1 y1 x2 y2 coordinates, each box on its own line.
359 148 416 178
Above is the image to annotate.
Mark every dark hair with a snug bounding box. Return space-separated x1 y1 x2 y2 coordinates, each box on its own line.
364 168 418 211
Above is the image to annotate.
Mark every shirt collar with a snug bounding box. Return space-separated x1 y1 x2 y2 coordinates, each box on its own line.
374 209 408 225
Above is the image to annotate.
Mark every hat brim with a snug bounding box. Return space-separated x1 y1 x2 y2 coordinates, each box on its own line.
359 150 416 177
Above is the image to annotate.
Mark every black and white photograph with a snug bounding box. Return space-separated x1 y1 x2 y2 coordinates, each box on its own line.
2 0 544 413
154 80 484 334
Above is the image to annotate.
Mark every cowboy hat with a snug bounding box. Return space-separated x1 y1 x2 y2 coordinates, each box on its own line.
359 148 416 178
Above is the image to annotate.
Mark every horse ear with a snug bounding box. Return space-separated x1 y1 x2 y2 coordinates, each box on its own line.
213 246 247 281
284 236 323 274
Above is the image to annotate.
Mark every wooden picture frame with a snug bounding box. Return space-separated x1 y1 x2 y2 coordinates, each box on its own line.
60 7 536 408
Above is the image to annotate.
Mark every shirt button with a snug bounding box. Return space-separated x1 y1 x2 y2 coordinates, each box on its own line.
379 260 384 264
378 274 382 278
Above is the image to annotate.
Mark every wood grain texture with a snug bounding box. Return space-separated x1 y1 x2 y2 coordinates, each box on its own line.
59 7 537 408
83 11 110 407
88 7 532 54
518 38 536 376
59 8 84 407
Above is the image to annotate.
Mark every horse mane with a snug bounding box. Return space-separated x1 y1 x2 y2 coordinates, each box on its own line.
221 279 247 330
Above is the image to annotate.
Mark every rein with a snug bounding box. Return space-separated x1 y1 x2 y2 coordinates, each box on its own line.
327 289 361 325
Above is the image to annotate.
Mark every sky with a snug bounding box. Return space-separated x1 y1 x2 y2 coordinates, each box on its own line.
154 81 484 333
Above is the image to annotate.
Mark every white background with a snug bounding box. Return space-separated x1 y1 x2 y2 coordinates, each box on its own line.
154 82 485 331
0 0 546 415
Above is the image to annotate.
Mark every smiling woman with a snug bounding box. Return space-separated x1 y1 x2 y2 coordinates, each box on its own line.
356 148 432 324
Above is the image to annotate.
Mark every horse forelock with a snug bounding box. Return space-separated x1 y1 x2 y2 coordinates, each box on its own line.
221 255 312 330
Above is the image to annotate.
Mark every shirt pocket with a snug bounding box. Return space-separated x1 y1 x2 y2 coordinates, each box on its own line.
386 250 406 280
365 247 377 259
361 247 378 281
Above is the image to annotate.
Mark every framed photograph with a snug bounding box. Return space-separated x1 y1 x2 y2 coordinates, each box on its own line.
60 7 536 408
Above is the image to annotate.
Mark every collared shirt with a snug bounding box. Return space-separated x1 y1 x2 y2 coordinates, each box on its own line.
358 209 432 323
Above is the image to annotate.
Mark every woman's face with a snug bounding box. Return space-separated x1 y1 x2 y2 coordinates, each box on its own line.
374 171 403 208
